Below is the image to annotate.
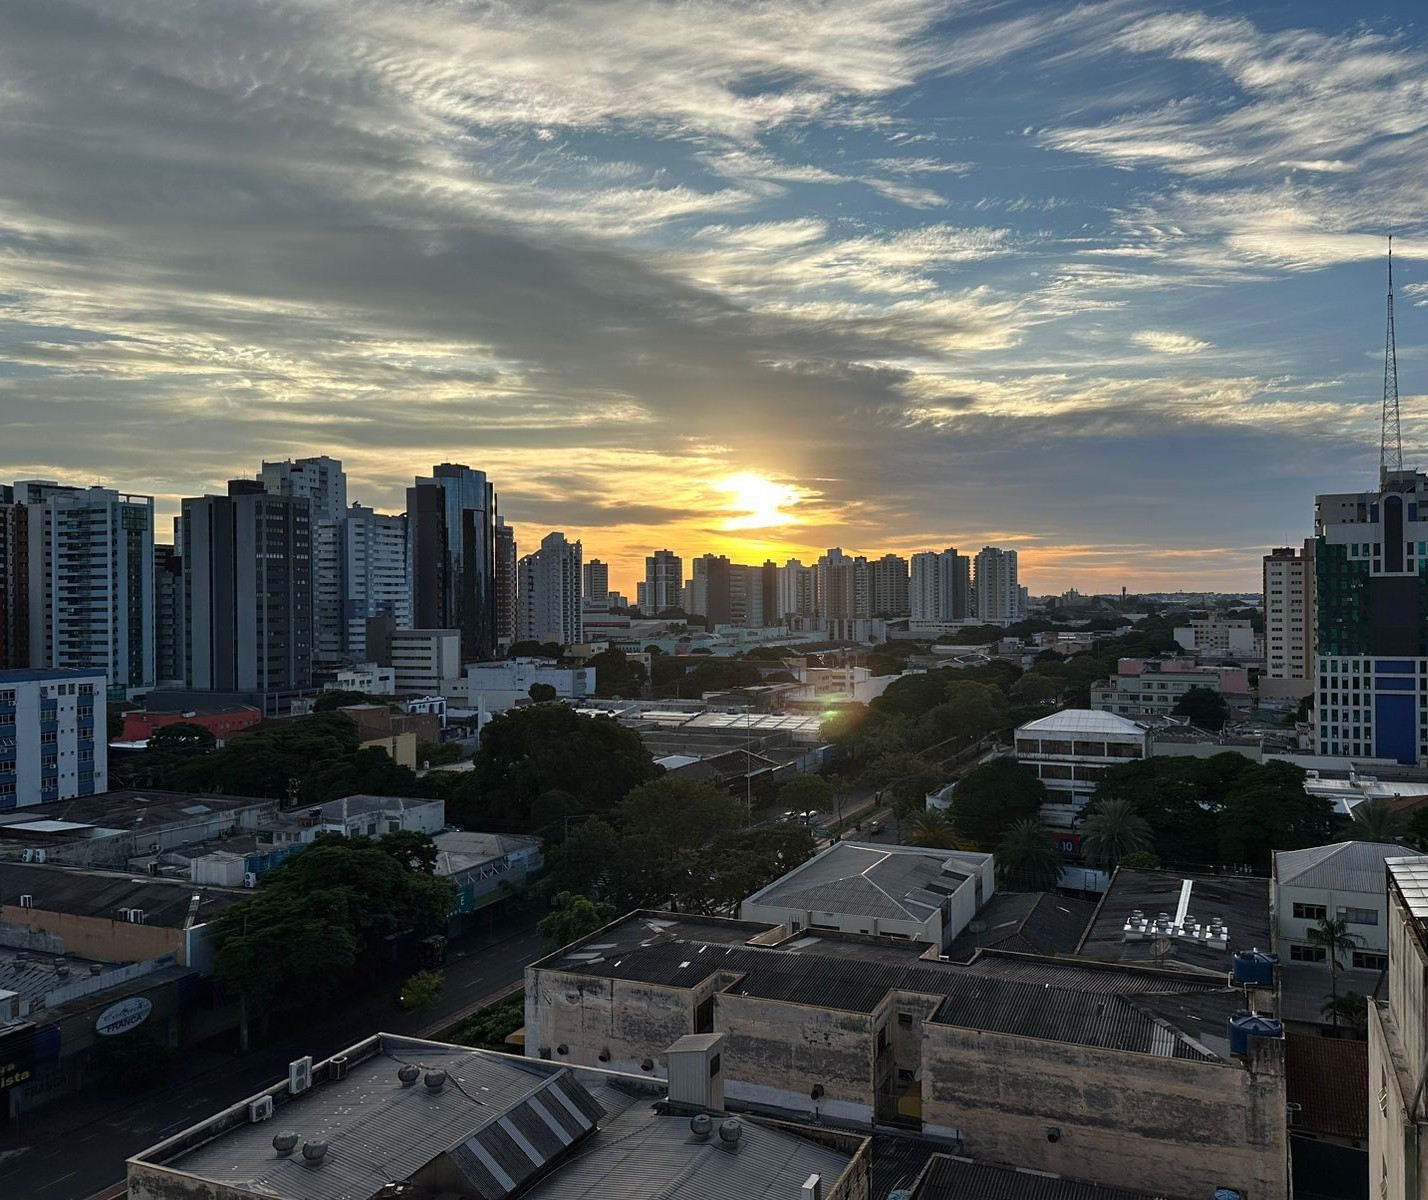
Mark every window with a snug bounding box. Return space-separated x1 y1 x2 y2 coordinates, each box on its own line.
1292 903 1327 921
1339 907 1379 926
1353 951 1388 971
1290 944 1327 963
898 1012 914 1027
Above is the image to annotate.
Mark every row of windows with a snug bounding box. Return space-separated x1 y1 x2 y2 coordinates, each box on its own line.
1289 944 1388 970
1291 902 1378 925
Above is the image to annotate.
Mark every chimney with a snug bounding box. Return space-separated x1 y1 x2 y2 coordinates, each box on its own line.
801 1175 822 1200
665 1032 725 1112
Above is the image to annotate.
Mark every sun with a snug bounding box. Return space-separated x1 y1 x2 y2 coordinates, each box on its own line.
718 472 802 531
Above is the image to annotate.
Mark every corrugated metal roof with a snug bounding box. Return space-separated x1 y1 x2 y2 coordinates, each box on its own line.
1016 709 1149 737
1286 1034 1369 1141
1276 841 1425 893
913 1155 1160 1200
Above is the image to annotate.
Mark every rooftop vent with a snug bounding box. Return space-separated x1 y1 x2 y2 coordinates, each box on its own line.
424 1069 447 1092
397 1065 420 1087
301 1139 329 1163
329 1055 348 1081
802 1175 823 1200
718 1119 742 1146
690 1113 713 1140
272 1131 299 1156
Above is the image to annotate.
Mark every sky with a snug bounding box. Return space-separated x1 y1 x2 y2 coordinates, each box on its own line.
1 1 1427 596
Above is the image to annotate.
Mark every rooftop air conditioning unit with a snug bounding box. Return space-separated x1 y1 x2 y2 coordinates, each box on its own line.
248 1096 274 1122
126 909 145 924
19 895 33 909
244 872 258 889
289 1056 313 1095
21 849 33 863
34 849 45 863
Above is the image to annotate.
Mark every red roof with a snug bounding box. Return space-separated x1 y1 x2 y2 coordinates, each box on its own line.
1286 1033 1368 1141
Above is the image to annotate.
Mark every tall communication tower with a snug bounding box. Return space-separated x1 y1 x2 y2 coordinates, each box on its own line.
1381 235 1404 486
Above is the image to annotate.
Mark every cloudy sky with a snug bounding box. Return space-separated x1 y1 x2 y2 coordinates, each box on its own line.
2 0 1426 594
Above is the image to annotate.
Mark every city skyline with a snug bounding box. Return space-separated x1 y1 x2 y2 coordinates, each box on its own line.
2 2 1428 592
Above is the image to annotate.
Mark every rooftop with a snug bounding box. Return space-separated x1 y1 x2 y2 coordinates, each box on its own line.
743 842 988 924
912 1155 1162 1200
1388 856 1428 923
432 831 540 878
539 912 1242 1063
1016 710 1149 738
944 892 1099 962
1074 868 1271 976
0 667 106 684
0 790 275 844
1275 840 1426 893
0 861 240 928
136 1034 857 1200
1285 1034 1368 1142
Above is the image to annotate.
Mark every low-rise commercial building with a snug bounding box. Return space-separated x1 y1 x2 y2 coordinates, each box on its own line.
445 659 595 713
434 831 543 922
0 668 107 809
1012 709 1149 828
528 911 1289 1200
1173 615 1262 660
1091 658 1250 718
740 842 993 952
118 699 262 746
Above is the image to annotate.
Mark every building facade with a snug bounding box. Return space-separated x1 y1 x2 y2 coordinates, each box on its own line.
972 546 1019 625
1313 472 1428 763
340 504 410 660
408 463 499 663
1091 657 1250 717
582 559 609 603
384 628 461 694
0 668 107 808
494 516 517 648
910 548 970 623
1013 709 1149 828
181 481 313 693
1264 543 1314 682
643 549 682 614
776 559 815 622
260 457 347 667
518 531 583 646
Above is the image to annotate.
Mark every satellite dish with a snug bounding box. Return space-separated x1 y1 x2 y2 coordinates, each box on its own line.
1151 935 1173 965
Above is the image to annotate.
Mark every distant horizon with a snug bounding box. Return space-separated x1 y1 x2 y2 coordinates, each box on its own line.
2 2 1424 598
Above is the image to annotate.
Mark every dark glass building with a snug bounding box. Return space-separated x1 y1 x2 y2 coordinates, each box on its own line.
408 464 498 663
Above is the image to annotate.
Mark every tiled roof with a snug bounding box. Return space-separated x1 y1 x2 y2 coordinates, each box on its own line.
1275 841 1425 894
1286 1034 1369 1141
913 1155 1161 1200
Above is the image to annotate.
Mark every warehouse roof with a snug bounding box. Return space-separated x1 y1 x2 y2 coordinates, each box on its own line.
0 862 239 928
1016 709 1149 737
1275 841 1425 894
913 1155 1162 1200
944 892 1099 962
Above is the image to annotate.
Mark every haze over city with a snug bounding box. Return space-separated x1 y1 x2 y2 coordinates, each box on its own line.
2 0 1427 592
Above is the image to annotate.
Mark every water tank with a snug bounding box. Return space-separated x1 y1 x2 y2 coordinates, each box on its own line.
1232 951 1278 988
1228 1012 1284 1056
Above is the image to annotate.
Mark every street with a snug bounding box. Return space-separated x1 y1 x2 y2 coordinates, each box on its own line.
0 912 545 1200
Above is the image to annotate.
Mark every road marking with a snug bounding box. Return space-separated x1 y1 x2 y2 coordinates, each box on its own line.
37 1169 77 1192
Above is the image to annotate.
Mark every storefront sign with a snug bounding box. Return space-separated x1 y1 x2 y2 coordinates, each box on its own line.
95 996 152 1037
0 1061 31 1090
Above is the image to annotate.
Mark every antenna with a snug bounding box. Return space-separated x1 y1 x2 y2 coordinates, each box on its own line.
1382 235 1404 486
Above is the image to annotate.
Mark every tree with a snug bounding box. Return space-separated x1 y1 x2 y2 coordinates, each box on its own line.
1322 991 1368 1034
1118 850 1162 870
528 682 558 703
1173 686 1230 731
399 970 446 1010
1079 797 1152 870
998 819 1063 891
298 746 425 805
417 739 462 766
1308 917 1365 1028
778 774 833 815
456 705 659 828
949 760 1045 850
147 721 217 756
379 830 439 874
586 647 648 698
1217 760 1332 870
508 640 564 659
1010 674 1061 704
911 807 959 849
450 996 526 1050
1353 800 1404 844
1088 756 1229 868
538 892 617 948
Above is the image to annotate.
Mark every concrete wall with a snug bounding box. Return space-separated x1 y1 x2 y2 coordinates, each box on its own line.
920 1022 1288 1200
0 905 187 964
525 969 701 1075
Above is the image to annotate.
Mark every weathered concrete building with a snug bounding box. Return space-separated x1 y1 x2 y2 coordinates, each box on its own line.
527 912 1290 1200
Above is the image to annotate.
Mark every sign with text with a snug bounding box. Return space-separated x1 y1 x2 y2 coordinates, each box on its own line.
95 996 153 1037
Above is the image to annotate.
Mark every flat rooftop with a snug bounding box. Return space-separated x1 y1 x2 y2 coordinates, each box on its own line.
1074 868 1270 976
135 1034 857 1200
0 861 241 927
943 892 1099 962
539 913 1242 1063
0 790 275 842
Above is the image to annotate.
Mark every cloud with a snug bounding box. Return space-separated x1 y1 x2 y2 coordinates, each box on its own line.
1133 330 1214 355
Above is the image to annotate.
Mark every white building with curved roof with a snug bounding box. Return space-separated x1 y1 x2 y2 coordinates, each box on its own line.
1013 709 1150 829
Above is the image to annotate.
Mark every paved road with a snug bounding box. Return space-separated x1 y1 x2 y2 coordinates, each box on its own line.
0 912 546 1200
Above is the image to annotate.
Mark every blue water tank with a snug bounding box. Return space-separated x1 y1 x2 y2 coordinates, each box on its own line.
1228 1011 1284 1056
1232 951 1279 987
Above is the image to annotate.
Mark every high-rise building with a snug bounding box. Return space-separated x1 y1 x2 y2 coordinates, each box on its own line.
154 541 184 686
972 546 1020 625
408 463 498 663
341 504 411 660
261 457 347 665
689 554 732 626
1312 471 1428 763
182 480 312 693
16 482 155 693
776 559 815 621
910 548 970 622
643 550 683 613
582 559 610 603
863 553 910 617
518 532 583 646
0 667 107 808
814 548 856 620
494 518 518 648
0 490 28 670
1263 543 1314 682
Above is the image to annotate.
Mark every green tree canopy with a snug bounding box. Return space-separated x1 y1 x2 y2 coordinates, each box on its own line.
162 711 362 799
998 819 1064 891
1352 800 1404 844
297 745 425 805
777 774 834 814
527 682 558 702
508 640 565 659
586 647 649 698
950 760 1046 851
538 892 617 948
454 705 659 829
1079 797 1152 870
147 721 218 755
1217 760 1331 870
1173 686 1231 731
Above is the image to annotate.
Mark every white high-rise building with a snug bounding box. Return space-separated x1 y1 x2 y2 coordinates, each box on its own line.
643 550 683 613
582 559 610 604
973 546 1020 625
261 457 347 665
777 559 815 621
910 548 970 622
342 504 411 660
815 548 856 619
17 481 155 692
518 531 583 646
1264 543 1313 682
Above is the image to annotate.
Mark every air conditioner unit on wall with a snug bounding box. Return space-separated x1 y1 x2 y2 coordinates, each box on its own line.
289 1056 313 1094
248 1096 274 1122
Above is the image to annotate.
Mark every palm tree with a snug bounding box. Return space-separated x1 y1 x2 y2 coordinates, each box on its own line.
1321 991 1368 1034
997 819 1063 892
1308 916 1365 1028
912 807 958 850
1079 798 1153 870
1353 800 1403 844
